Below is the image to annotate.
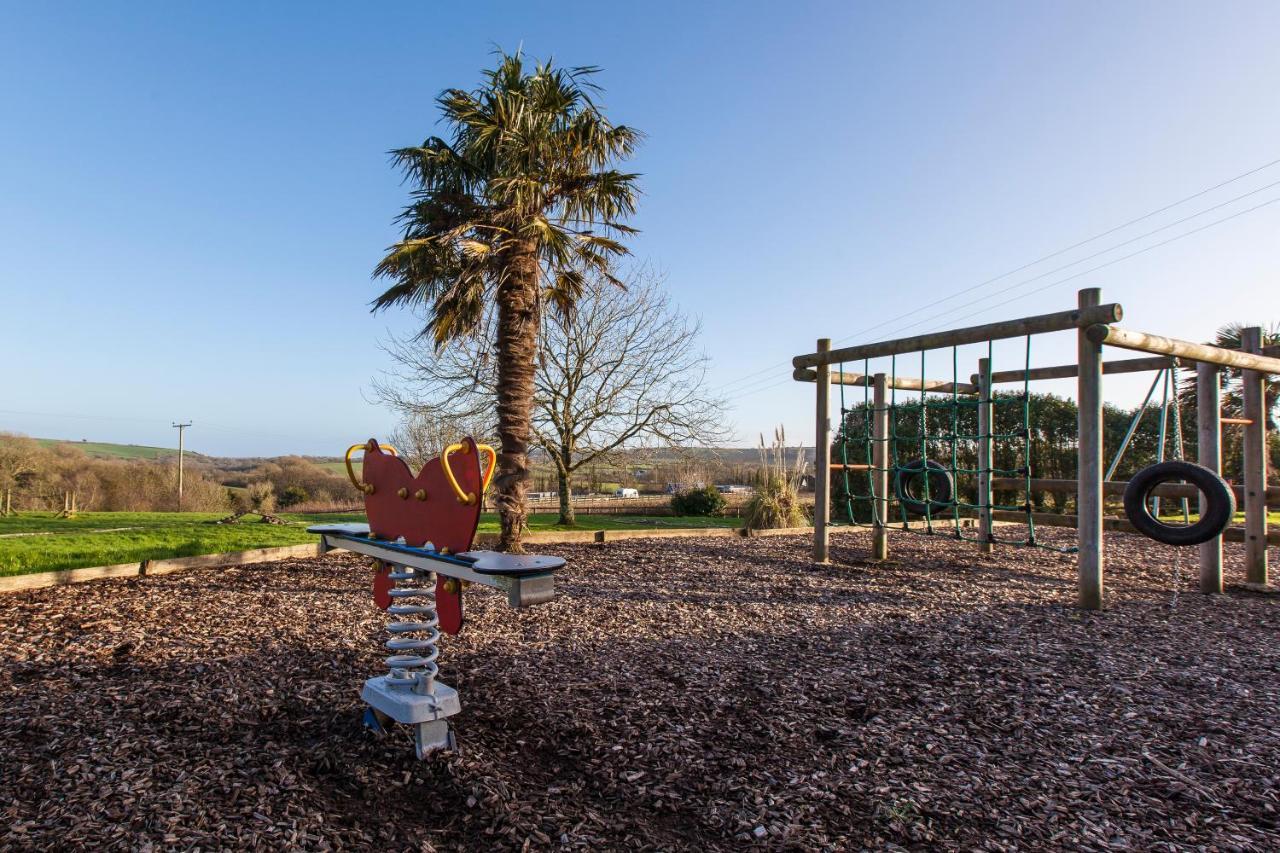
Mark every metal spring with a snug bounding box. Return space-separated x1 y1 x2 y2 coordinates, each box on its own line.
383 566 441 697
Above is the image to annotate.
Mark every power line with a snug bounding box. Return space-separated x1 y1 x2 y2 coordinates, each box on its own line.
707 154 1280 397
864 184 1280 343
829 161 1280 348
0 407 294 441
915 194 1280 335
724 194 1280 404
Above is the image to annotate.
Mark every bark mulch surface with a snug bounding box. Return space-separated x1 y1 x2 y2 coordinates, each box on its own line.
3 529 1280 850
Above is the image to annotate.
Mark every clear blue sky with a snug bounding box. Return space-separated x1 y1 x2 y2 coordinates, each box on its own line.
3 1 1278 457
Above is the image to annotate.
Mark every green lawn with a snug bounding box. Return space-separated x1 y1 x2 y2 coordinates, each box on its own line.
35 438 182 460
0 510 741 576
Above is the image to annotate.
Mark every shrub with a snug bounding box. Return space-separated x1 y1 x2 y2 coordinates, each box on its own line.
670 484 725 517
246 481 276 513
278 485 309 508
744 427 807 530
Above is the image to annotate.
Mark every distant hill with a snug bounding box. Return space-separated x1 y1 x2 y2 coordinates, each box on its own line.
36 438 212 463
34 438 811 469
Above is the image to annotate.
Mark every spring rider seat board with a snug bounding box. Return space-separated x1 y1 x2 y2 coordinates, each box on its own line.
353 438 489 554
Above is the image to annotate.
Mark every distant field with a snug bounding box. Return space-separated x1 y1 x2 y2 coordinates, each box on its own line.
0 510 741 576
35 438 188 461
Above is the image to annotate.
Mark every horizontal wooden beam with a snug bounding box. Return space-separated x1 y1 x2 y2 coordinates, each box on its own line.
991 476 1280 504
1220 417 1254 426
792 367 977 394
984 509 1280 545
793 303 1123 368
1086 325 1280 374
973 355 1177 386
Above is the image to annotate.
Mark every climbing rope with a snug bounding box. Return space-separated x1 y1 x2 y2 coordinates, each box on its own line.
832 335 1075 553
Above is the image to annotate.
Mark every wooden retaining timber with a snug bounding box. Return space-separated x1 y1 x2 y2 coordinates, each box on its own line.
0 527 836 594
793 303 1123 368
0 543 325 593
1085 325 1280 375
989 476 1280 504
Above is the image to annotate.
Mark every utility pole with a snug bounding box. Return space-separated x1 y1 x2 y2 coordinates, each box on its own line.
172 421 192 511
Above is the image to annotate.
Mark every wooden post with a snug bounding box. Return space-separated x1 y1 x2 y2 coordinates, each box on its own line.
1241 326 1269 588
1197 361 1224 594
814 339 831 563
872 372 889 560
977 357 994 554
1077 288 1105 609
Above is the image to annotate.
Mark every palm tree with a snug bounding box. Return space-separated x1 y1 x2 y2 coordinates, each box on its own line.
372 52 641 551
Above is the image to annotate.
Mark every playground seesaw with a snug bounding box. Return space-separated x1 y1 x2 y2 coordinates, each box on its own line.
309 438 565 758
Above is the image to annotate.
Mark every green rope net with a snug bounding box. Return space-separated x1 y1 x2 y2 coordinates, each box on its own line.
834 335 1076 554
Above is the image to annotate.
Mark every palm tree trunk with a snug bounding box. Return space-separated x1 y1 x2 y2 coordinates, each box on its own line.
493 243 541 552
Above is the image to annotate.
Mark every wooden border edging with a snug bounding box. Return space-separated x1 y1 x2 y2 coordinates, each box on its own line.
0 543 324 593
2 527 843 593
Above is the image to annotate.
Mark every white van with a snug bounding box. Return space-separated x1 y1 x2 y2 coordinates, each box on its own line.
614 488 639 498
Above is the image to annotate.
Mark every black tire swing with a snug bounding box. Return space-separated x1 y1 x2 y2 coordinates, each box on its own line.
1122 460 1235 546
893 458 954 516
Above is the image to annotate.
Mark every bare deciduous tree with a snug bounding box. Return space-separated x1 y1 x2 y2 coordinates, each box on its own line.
374 271 729 524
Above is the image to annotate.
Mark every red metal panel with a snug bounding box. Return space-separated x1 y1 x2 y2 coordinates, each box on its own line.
372 560 393 610
359 438 483 553
435 575 464 635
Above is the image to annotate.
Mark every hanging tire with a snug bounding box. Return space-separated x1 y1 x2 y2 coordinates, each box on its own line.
893 458 954 516
1122 461 1235 546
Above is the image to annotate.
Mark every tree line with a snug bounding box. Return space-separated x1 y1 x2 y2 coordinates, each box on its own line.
0 434 352 514
834 385 1280 519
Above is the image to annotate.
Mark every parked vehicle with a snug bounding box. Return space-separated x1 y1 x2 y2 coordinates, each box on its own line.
614 488 640 498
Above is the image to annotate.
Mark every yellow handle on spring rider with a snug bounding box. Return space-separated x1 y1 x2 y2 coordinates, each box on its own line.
344 442 397 495
441 442 497 505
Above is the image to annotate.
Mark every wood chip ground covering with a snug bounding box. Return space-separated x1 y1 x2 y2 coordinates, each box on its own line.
2 529 1279 850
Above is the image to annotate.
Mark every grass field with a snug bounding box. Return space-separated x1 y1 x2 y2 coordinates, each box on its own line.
0 511 741 576
35 438 185 460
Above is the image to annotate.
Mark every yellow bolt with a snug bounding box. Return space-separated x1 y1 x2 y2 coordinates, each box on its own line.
361 483 374 495
397 487 408 499
414 489 427 501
